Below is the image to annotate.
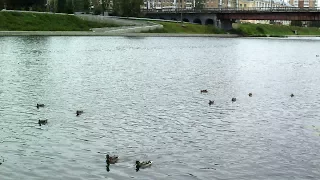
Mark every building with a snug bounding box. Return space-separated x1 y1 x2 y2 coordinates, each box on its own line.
237 0 292 25
142 0 296 9
143 0 196 10
289 0 317 7
143 0 240 9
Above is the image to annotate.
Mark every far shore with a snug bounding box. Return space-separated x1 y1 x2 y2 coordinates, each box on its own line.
0 31 239 37
1 31 320 38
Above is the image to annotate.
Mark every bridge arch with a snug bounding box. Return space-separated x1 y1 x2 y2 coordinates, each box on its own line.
205 19 214 25
193 18 202 25
183 18 190 22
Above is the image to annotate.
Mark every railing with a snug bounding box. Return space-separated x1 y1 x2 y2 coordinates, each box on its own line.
142 7 320 13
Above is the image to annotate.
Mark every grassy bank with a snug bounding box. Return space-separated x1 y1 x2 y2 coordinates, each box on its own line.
232 23 320 37
144 21 225 34
0 11 118 31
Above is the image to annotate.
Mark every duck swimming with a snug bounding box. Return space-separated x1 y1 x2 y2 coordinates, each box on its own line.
37 104 45 109
38 119 48 126
232 98 236 102
76 110 84 116
200 90 208 93
208 100 214 105
290 94 294 97
248 93 252 97
136 160 152 171
106 154 118 164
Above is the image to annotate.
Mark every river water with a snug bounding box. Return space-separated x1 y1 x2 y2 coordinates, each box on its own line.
0 36 319 180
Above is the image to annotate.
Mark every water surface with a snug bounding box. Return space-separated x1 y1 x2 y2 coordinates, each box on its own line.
0 36 320 180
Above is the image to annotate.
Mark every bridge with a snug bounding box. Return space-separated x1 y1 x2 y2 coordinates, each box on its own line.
143 7 320 30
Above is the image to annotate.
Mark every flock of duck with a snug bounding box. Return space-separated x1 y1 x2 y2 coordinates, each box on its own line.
106 154 152 172
200 90 294 105
37 103 84 126
36 104 152 172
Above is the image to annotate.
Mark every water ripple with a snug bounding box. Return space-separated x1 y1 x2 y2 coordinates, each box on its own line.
0 37 319 180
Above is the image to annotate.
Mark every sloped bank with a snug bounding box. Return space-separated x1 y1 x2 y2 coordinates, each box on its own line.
76 15 163 34
0 10 163 35
231 23 320 37
0 10 118 31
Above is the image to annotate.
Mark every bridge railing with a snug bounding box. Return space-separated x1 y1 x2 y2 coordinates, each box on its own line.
142 7 320 13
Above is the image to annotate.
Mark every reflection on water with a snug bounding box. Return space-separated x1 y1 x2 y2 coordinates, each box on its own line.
0 36 320 180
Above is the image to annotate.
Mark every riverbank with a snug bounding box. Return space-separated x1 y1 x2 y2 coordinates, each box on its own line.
0 31 238 37
0 11 118 31
141 21 225 34
1 10 320 37
2 31 320 38
232 23 320 37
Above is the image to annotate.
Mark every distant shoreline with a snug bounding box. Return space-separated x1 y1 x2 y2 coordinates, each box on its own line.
1 31 320 38
0 31 239 37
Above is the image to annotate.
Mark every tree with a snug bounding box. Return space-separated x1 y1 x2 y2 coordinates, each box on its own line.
83 0 89 13
113 0 143 17
310 21 320 27
194 0 205 9
57 0 66 12
66 0 74 14
73 0 83 11
5 0 46 10
47 0 57 12
0 0 4 9
291 21 302 27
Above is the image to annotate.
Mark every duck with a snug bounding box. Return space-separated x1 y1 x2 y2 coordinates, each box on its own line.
106 154 118 164
232 98 236 102
36 104 45 108
200 90 208 93
136 160 152 171
248 93 252 97
208 100 214 105
76 110 84 116
38 119 48 126
290 94 294 97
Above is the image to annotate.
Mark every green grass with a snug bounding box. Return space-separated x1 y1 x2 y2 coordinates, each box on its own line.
144 21 225 34
0 11 118 31
231 23 320 36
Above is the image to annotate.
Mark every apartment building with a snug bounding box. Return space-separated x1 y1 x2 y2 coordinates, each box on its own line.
289 0 317 7
143 0 194 9
143 0 239 9
143 0 295 9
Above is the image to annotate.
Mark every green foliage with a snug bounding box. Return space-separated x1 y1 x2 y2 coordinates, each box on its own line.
57 0 66 13
0 0 4 9
256 26 265 34
291 21 302 27
144 21 225 34
309 21 320 27
233 23 320 36
0 11 118 31
113 0 143 17
66 0 74 14
93 6 102 15
195 0 205 9
83 0 90 12
5 0 46 10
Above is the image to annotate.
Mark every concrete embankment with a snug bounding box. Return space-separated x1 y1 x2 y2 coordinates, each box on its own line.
75 15 164 34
